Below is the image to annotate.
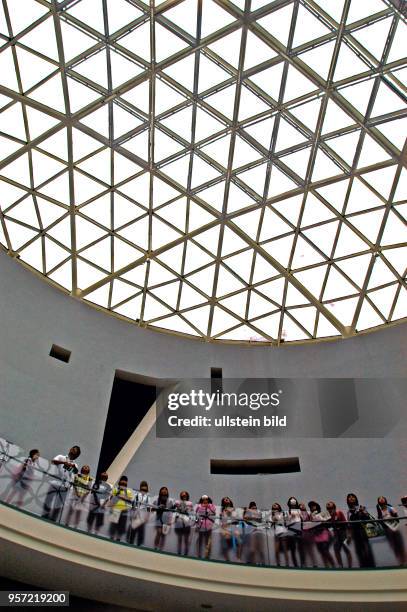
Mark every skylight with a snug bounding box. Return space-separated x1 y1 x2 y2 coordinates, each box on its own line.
0 0 406 345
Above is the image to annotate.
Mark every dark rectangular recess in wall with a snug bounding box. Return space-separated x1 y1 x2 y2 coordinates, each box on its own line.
211 457 300 475
211 367 223 395
49 344 71 363
97 372 157 477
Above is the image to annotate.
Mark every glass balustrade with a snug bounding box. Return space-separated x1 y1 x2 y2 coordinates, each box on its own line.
1 436 406 570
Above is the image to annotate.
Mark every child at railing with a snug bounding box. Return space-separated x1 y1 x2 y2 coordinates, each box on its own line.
152 486 174 551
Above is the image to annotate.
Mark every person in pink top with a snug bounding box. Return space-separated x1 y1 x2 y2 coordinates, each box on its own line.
195 495 216 559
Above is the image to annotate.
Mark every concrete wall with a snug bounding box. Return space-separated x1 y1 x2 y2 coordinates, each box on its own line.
0 251 406 511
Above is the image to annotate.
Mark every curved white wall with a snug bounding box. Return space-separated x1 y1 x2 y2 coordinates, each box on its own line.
0 251 406 510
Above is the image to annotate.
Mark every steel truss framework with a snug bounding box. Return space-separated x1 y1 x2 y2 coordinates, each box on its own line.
0 0 406 345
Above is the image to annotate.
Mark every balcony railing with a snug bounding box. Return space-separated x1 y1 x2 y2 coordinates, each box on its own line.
1 437 406 570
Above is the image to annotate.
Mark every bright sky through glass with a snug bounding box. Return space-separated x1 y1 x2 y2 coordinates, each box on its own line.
0 0 406 344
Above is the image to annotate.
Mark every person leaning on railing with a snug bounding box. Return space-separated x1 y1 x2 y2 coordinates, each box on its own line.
41 445 81 523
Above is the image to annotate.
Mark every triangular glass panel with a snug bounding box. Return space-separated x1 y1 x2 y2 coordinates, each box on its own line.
207 29 242 68
20 17 59 61
244 31 277 70
283 65 316 102
205 85 236 120
191 155 221 188
257 4 293 47
243 116 275 149
301 192 335 226
262 234 294 268
322 99 354 134
248 62 284 101
160 107 193 142
334 223 369 257
201 1 236 38
352 17 392 61
118 22 151 61
312 149 341 182
293 4 331 47
121 80 150 114
334 42 369 81
106 0 143 34
239 86 272 121
290 98 321 133
275 118 306 151
281 147 311 180
122 129 150 161
16 47 55 92
194 107 225 142
155 23 188 63
267 165 298 197
60 21 97 64
327 130 360 166
80 105 110 138
299 41 336 82
198 54 232 92
110 50 144 89
66 77 101 113
162 54 196 92
371 81 405 118
272 194 303 225
357 134 391 168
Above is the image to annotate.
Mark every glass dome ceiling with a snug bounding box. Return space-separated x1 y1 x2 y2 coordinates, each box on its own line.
0 0 406 344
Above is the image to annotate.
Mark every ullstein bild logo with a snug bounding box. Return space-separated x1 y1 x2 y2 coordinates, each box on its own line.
167 389 282 411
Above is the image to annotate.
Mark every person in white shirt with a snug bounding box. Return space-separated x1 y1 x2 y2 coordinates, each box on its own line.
41 445 81 522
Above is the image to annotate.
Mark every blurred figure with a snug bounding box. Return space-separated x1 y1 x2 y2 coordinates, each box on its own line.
299 502 317 567
271 502 289 567
108 475 133 542
243 501 265 565
346 493 375 568
286 496 303 567
65 465 93 529
87 472 112 536
153 486 174 551
128 481 151 547
401 495 407 517
174 490 193 556
195 495 216 559
42 445 81 522
326 501 352 568
219 497 240 562
4 449 40 507
308 501 335 568
377 496 406 566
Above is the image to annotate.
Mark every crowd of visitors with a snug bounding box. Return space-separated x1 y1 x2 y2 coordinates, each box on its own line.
2 444 407 569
